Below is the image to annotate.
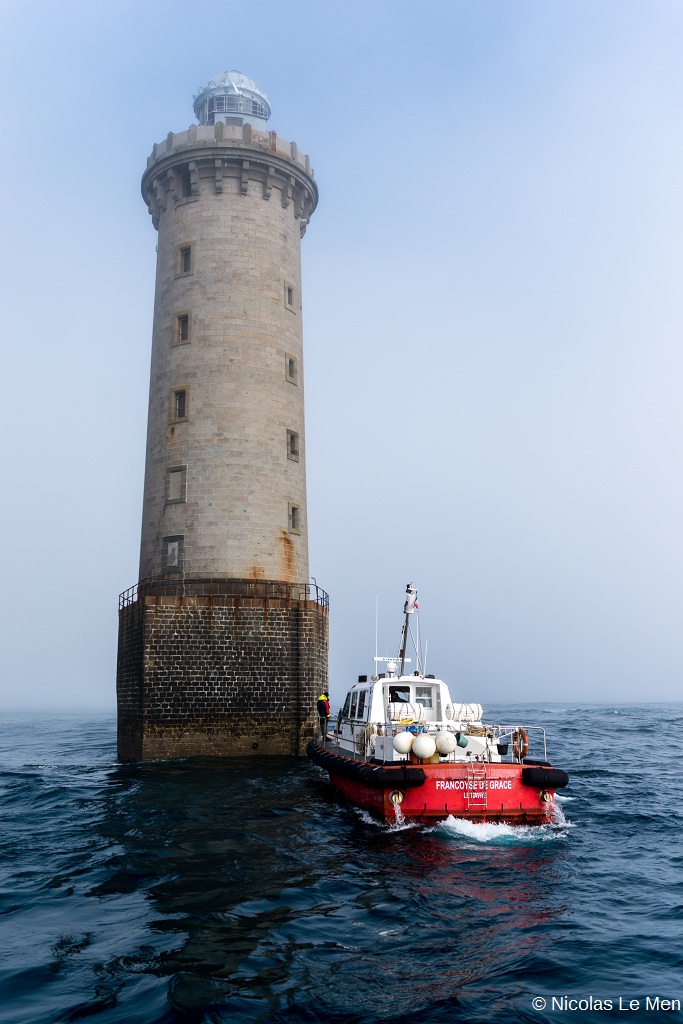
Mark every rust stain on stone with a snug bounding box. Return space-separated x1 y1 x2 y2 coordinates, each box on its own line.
250 564 265 579
278 531 296 581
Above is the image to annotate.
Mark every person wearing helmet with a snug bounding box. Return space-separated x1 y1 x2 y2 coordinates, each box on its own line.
317 692 331 741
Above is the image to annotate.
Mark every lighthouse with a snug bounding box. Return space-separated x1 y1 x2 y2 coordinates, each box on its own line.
116 71 329 761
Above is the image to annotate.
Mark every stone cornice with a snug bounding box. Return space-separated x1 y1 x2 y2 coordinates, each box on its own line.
141 122 318 236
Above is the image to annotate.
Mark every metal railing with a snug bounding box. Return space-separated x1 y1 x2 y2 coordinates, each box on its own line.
119 576 329 611
329 718 548 765
493 724 548 763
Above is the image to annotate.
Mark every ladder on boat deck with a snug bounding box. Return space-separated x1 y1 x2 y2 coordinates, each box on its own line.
465 763 487 811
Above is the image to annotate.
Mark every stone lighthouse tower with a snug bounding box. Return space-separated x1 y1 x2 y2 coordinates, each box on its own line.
116 71 328 762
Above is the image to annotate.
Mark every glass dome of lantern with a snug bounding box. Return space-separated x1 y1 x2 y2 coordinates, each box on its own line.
193 70 271 130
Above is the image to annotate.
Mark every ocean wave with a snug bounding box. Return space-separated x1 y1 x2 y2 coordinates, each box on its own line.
1 707 682 1024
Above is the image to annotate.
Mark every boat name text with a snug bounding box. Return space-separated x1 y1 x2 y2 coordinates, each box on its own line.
434 779 512 791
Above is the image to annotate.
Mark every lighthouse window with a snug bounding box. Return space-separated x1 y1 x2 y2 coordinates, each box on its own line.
174 313 191 345
161 535 184 572
284 281 296 312
287 429 300 462
176 244 193 276
208 95 245 123
288 503 300 534
165 466 187 504
220 95 242 113
181 171 192 198
171 387 188 422
286 354 298 385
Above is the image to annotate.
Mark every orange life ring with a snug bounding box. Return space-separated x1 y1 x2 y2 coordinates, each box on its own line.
512 728 529 761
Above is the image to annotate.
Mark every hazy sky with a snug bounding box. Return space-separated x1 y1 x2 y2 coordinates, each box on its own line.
2 0 682 710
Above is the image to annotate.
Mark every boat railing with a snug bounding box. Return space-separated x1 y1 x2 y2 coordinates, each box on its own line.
330 717 371 760
491 725 548 763
329 717 548 764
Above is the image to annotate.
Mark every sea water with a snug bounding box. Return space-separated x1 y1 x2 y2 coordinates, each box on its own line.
1 703 682 1023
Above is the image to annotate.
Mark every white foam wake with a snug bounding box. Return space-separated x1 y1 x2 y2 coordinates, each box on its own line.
352 807 420 831
433 812 571 843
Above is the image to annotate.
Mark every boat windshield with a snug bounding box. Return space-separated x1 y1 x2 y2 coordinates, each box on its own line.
389 685 411 703
415 685 433 708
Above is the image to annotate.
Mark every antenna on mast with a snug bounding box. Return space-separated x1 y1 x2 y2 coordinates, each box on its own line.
398 582 417 676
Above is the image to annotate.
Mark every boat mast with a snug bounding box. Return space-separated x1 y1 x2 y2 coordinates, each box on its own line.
398 583 417 676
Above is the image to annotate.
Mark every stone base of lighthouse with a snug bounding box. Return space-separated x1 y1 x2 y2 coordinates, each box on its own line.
116 578 328 762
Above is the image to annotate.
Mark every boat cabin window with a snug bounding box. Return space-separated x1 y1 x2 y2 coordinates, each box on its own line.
415 686 433 709
389 685 411 704
350 692 359 718
342 693 351 717
357 690 367 720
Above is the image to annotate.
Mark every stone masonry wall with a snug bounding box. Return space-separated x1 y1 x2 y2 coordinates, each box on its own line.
138 123 317 586
116 591 328 762
116 598 144 761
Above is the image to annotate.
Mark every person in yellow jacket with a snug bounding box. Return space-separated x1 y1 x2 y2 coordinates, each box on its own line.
317 692 331 741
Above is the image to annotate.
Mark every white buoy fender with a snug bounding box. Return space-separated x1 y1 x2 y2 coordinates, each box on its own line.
412 734 437 760
435 730 456 754
392 732 414 755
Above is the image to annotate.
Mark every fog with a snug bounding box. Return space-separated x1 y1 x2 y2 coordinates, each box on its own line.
2 0 681 710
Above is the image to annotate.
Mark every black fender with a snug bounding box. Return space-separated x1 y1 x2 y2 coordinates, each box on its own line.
307 740 426 790
521 766 569 789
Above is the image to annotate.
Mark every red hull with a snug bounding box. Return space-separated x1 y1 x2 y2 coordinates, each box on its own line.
326 761 555 824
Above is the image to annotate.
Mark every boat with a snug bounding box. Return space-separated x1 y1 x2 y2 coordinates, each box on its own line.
307 583 569 824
